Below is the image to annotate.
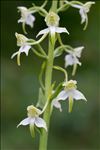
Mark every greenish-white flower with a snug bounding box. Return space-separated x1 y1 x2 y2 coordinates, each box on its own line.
18 6 35 28
65 1 95 29
52 80 86 112
11 33 31 66
65 46 84 68
17 105 47 132
37 11 69 37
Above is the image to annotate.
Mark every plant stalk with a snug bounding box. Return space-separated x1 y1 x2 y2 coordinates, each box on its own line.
39 35 55 150
39 1 58 150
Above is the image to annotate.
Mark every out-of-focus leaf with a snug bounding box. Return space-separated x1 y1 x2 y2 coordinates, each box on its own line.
35 126 42 135
54 46 64 58
36 88 46 109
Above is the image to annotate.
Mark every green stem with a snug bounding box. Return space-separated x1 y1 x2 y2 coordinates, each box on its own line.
72 63 77 76
41 0 48 8
39 35 55 150
53 66 68 82
31 48 47 59
32 33 48 46
51 0 58 12
35 42 47 56
39 62 46 90
28 39 47 56
57 3 70 13
39 1 58 150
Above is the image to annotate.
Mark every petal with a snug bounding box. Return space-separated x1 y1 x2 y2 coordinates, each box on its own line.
73 89 87 101
79 8 86 24
49 26 56 35
18 18 24 23
35 117 47 131
30 118 35 125
55 27 69 34
17 117 30 127
19 45 31 56
52 99 62 112
11 51 18 59
71 4 82 9
65 54 74 67
56 90 69 100
17 6 27 12
26 14 35 27
36 28 49 37
74 57 81 66
74 46 84 58
65 54 81 67
84 2 95 13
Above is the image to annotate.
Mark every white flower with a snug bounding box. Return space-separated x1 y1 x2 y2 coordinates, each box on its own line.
11 33 31 66
37 11 69 37
65 46 84 68
52 99 62 112
70 2 95 29
52 80 86 112
17 105 47 131
18 7 35 28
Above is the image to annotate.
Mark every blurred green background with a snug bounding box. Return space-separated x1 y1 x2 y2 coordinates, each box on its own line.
1 1 100 150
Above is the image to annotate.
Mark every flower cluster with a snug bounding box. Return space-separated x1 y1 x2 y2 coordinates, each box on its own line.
11 0 95 140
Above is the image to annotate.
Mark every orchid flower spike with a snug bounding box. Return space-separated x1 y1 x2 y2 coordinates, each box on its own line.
17 105 47 137
37 11 69 37
52 80 87 113
18 7 35 33
11 33 31 66
68 1 95 30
